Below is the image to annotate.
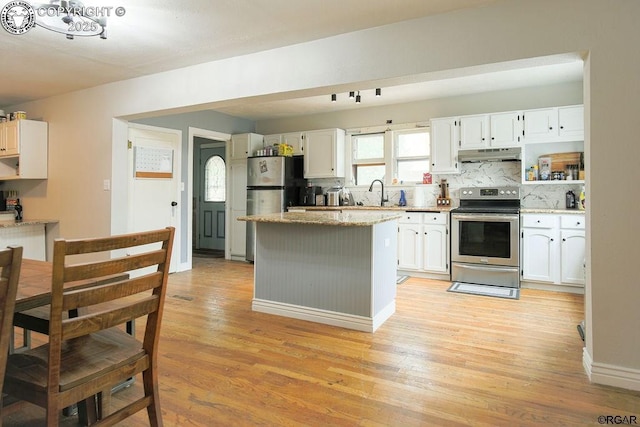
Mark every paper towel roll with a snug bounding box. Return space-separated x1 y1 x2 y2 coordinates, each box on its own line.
413 186 425 207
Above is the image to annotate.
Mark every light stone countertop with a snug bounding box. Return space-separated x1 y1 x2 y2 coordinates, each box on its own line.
289 205 454 213
0 219 59 228
520 208 585 215
238 211 402 227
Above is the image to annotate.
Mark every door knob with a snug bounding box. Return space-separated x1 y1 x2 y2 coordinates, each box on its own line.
171 201 178 206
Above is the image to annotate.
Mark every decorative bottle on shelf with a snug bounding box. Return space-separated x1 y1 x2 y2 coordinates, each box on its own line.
14 199 23 221
565 190 576 209
578 186 586 211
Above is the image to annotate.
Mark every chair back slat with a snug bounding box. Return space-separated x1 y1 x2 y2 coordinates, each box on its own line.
63 250 168 283
62 295 159 340
63 229 172 255
62 272 163 311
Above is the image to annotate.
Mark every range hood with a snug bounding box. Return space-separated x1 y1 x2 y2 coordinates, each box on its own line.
458 147 521 162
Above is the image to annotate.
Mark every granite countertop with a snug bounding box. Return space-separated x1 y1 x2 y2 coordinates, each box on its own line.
520 208 585 215
0 219 59 228
238 211 403 226
289 205 454 213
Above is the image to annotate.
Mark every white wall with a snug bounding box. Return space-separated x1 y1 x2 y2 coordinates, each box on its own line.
6 0 640 390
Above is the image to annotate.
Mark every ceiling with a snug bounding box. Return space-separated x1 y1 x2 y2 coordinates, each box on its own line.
0 0 583 120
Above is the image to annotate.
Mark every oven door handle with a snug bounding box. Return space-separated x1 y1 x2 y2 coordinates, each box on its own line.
455 263 519 273
452 213 518 222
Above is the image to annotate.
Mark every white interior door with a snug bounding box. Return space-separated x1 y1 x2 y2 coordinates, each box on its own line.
128 125 181 272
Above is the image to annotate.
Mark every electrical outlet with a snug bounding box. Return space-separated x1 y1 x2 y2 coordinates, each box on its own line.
103 179 110 191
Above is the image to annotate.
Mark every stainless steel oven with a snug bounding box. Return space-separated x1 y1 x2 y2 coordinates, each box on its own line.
451 187 520 288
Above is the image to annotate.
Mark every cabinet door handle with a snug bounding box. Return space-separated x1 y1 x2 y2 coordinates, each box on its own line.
550 238 554 241
577 222 581 225
563 238 566 242
560 125 564 129
549 126 553 130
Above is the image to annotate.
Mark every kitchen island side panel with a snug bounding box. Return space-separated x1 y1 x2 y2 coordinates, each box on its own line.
254 222 373 316
372 220 397 316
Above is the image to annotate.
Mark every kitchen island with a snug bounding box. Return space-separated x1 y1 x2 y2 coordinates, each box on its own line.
238 211 401 332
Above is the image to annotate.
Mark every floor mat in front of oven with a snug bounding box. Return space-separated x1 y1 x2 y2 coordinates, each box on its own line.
447 282 520 300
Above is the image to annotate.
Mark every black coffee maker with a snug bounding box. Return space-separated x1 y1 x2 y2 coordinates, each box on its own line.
300 186 322 206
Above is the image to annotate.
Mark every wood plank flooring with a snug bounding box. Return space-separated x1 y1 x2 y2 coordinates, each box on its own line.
4 257 640 426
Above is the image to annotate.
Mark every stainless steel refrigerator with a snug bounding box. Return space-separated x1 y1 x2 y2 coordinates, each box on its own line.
246 156 304 262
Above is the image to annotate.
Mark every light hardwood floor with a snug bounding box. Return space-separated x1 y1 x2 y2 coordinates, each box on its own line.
4 256 640 426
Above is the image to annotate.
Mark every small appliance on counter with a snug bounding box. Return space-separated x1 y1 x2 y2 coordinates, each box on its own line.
300 185 322 206
326 187 341 206
340 187 355 206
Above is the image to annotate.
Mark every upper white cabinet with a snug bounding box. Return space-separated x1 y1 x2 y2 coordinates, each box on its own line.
459 112 522 149
430 117 459 174
489 112 523 147
458 115 487 150
230 133 263 160
522 105 584 143
303 128 345 178
263 132 304 156
0 119 48 180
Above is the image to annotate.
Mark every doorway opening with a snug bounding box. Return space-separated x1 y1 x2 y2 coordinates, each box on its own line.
193 136 227 258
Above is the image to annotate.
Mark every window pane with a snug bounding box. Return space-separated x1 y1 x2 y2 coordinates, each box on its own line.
205 155 226 202
354 134 384 160
397 131 429 157
397 159 430 183
355 164 385 185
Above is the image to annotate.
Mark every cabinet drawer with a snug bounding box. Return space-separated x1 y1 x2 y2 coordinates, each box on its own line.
399 212 422 224
560 215 585 230
521 214 557 229
422 212 448 225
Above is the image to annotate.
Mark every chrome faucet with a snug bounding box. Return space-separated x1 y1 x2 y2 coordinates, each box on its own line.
368 179 388 206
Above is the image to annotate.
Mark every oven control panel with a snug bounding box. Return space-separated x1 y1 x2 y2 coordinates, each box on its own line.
459 187 520 200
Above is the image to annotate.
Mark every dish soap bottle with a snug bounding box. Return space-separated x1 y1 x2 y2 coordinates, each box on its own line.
578 186 586 211
399 190 407 207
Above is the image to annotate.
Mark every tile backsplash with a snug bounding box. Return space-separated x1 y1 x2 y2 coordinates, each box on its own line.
311 161 585 209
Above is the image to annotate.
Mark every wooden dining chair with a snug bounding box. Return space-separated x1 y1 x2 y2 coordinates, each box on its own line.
0 246 23 424
2 227 174 426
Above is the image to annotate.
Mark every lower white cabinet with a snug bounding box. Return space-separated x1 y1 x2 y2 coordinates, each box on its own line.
0 223 46 261
398 212 449 276
521 213 585 289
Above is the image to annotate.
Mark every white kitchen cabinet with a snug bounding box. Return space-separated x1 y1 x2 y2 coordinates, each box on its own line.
458 115 487 150
303 128 345 178
558 105 584 140
398 212 449 276
522 105 584 143
230 133 263 160
0 223 46 261
228 159 247 259
263 132 304 156
521 213 585 289
459 112 522 150
430 117 459 174
0 119 48 180
560 215 585 285
490 111 523 147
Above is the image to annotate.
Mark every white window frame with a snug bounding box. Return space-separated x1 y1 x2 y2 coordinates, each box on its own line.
393 127 431 184
345 122 429 187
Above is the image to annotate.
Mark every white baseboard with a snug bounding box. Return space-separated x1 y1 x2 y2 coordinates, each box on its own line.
252 299 396 332
583 347 640 391
521 281 584 294
397 270 450 281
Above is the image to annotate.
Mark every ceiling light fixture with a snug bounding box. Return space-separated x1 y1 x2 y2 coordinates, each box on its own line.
332 88 383 104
